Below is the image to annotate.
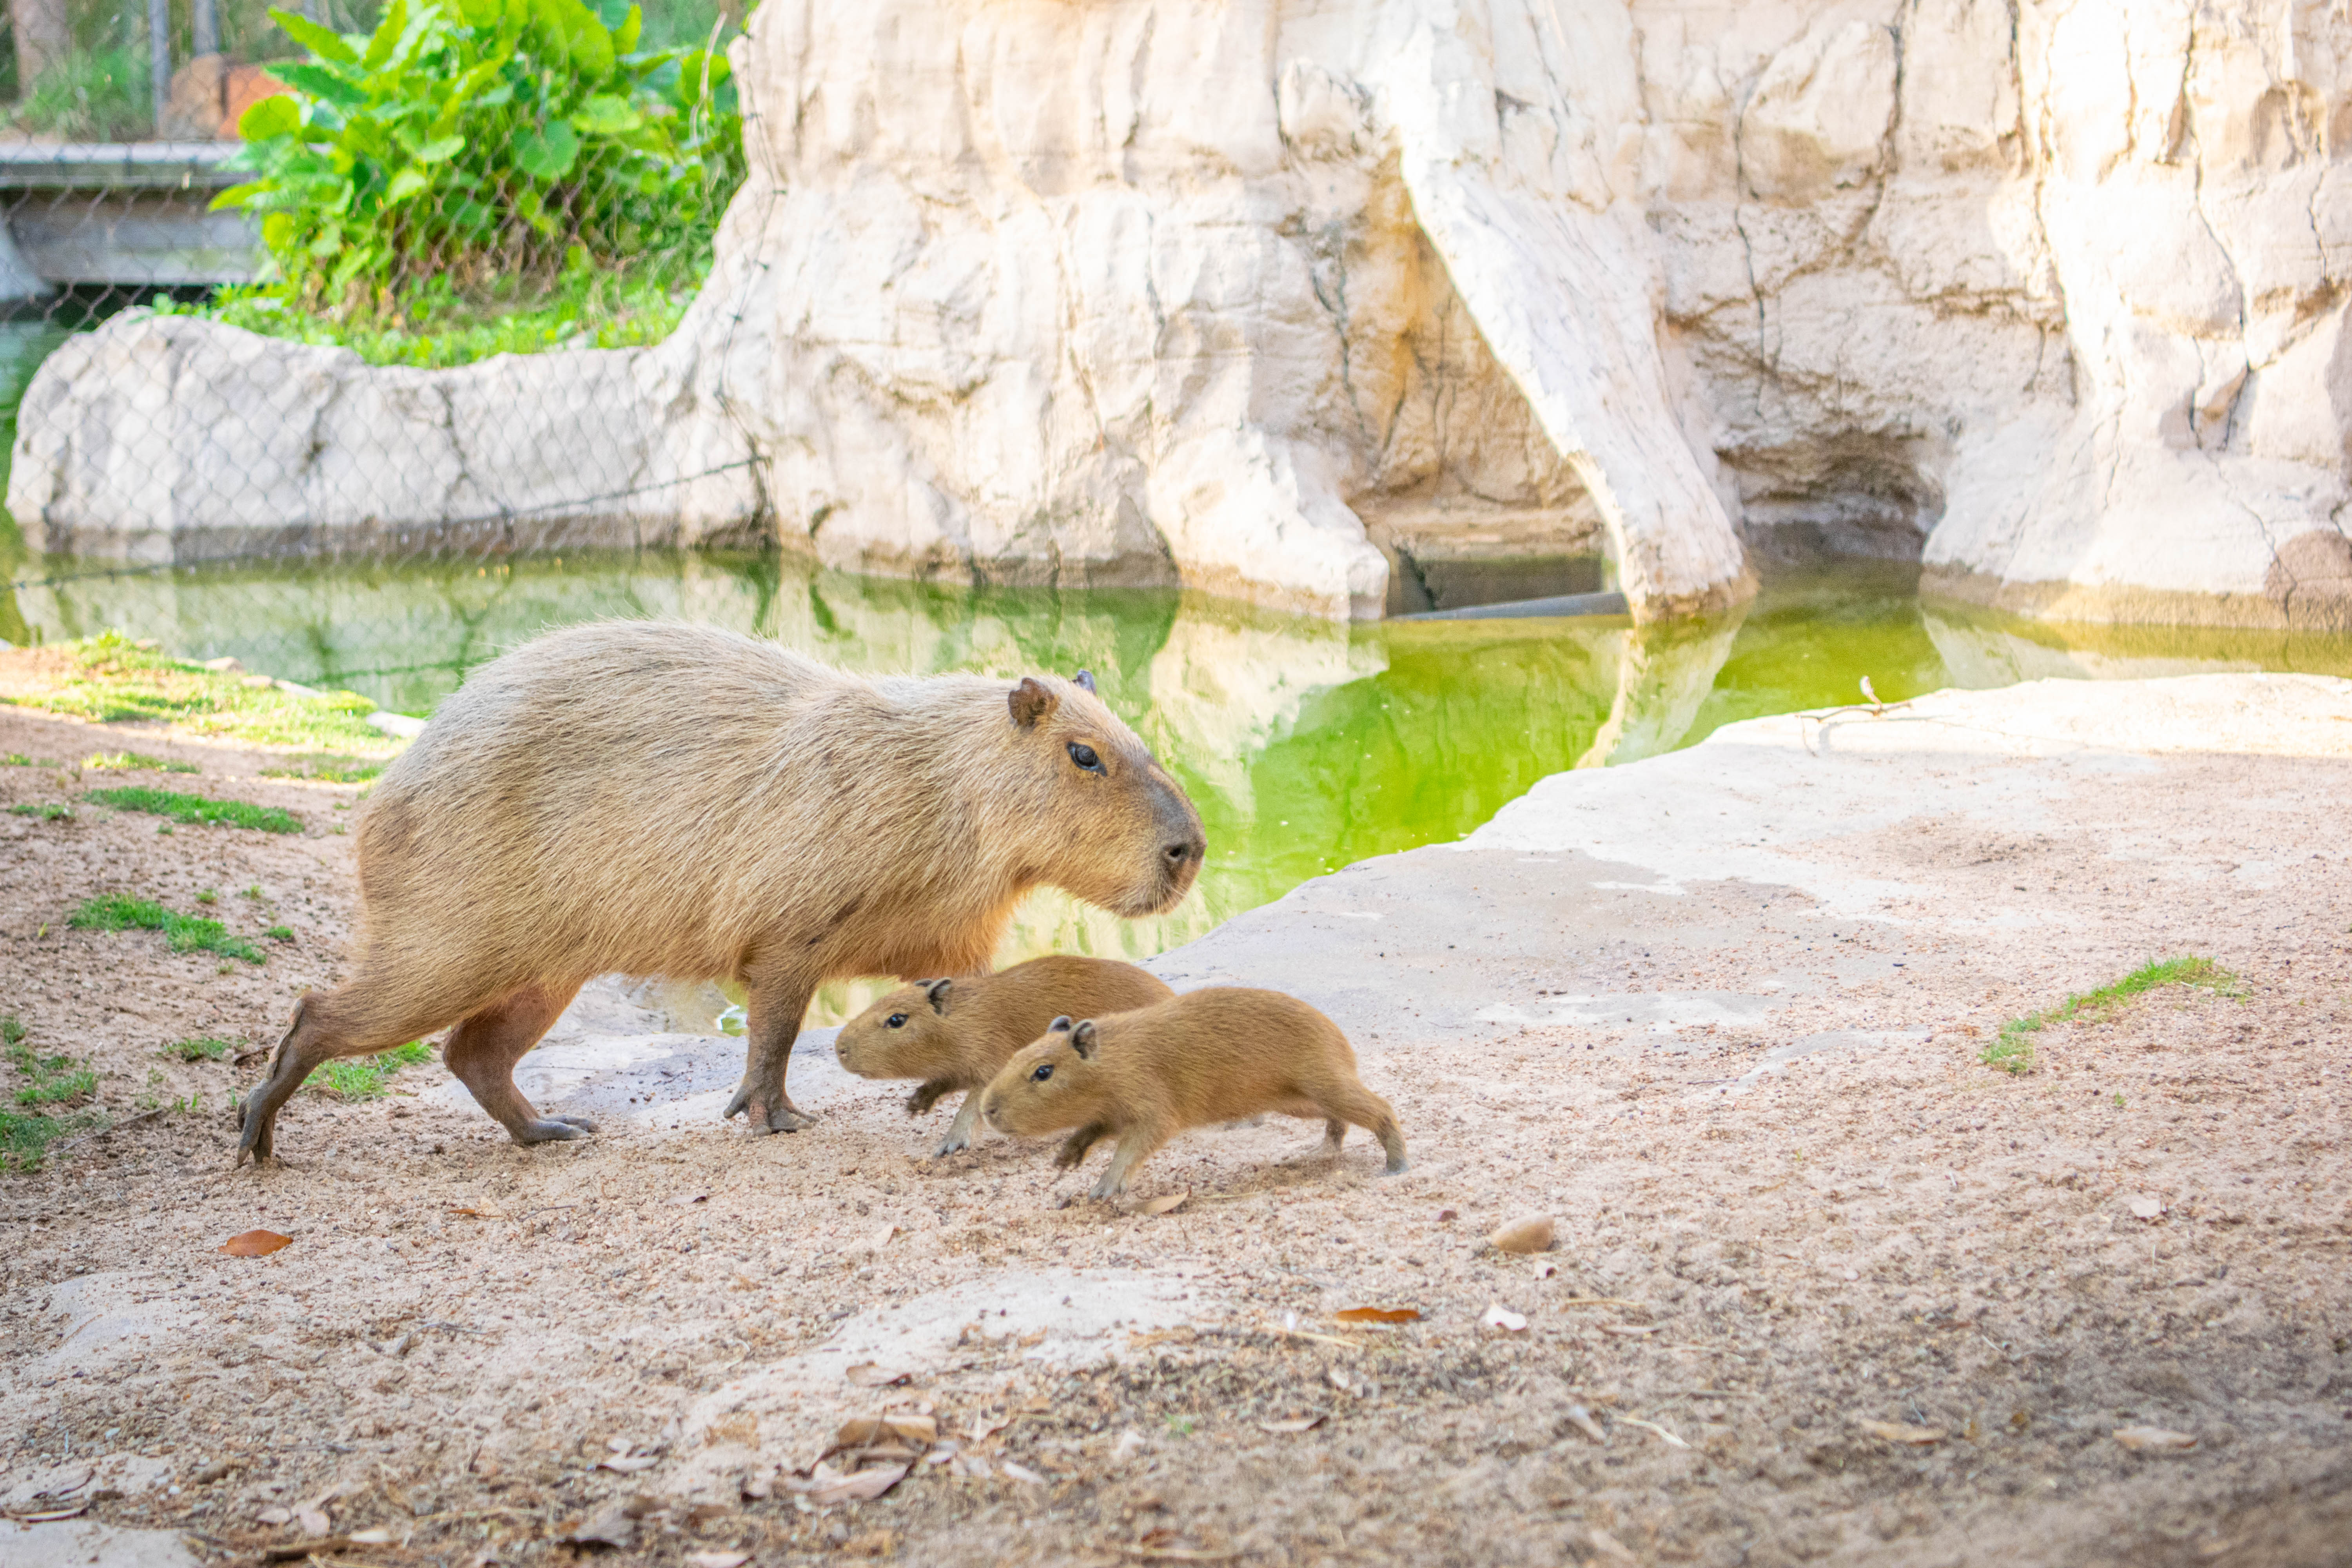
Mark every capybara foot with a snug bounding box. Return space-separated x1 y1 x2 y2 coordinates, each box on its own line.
234 1097 276 1169
512 1116 595 1144
933 1130 971 1158
1383 1154 1409 1176
1086 1170 1128 1200
762 1103 817 1133
727 1086 816 1132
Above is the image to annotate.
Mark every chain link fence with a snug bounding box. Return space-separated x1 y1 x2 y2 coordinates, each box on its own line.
0 0 763 709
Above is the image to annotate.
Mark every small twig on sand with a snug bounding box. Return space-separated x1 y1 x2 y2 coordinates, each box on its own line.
1614 1415 1690 1449
1115 1548 1242 1563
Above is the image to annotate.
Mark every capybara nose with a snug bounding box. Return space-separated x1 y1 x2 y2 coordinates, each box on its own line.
1165 836 1203 867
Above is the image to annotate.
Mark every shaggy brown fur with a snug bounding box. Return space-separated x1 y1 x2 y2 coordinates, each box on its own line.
835 956 1174 1157
980 987 1406 1199
236 623 1204 1163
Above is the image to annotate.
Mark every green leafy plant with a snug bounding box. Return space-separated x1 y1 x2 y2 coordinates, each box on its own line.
1984 956 2240 1075
166 1037 243 1062
10 45 151 142
209 0 742 336
68 895 269 965
84 787 303 835
9 803 71 821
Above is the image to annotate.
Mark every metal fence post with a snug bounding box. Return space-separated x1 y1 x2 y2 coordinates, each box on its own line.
193 0 220 63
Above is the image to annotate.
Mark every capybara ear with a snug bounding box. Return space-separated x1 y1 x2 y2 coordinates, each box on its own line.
924 977 953 1013
1073 669 1096 693
1009 677 1058 728
1071 1019 1098 1058
1048 1015 1072 1033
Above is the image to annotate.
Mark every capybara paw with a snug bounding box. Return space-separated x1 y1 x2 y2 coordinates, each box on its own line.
1382 1155 1410 1176
761 1103 816 1134
931 1132 970 1158
513 1118 594 1144
721 1084 753 1120
552 1114 597 1131
1087 1174 1125 1200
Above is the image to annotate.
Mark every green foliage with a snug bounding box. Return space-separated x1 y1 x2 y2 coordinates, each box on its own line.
7 1024 97 1109
84 751 200 774
68 894 269 965
84 787 303 834
267 925 295 940
10 803 72 821
1984 956 2239 1075
167 1036 242 1062
210 0 742 336
9 46 151 142
2 633 398 755
307 1040 432 1099
3 754 44 766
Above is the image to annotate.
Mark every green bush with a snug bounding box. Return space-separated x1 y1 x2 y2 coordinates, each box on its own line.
211 0 741 326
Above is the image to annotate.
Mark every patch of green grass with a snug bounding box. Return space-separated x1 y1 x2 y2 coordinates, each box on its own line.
7 1024 96 1109
67 895 268 965
0 1017 21 1049
82 787 301 835
9 802 71 821
4 753 42 766
1 1109 102 1171
1985 956 2240 1075
306 1041 432 1101
260 754 386 784
196 888 218 904
266 926 294 942
241 885 265 901
0 633 401 757
83 751 197 774
165 1037 240 1063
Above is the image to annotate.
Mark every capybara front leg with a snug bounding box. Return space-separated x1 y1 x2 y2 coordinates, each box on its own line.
443 981 585 1145
237 985 451 1167
1088 1123 1170 1200
934 1092 985 1158
1054 1122 1109 1170
723 972 817 1134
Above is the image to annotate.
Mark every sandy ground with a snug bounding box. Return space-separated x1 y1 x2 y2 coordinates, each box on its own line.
2 675 2351 1568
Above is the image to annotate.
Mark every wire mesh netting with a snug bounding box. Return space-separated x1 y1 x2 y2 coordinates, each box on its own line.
0 0 762 693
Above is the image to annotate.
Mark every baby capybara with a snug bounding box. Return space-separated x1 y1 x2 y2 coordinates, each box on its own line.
835 955 1174 1157
980 987 1406 1199
235 622 1205 1163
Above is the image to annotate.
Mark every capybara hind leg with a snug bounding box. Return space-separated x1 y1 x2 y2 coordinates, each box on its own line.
443 981 586 1145
1323 1118 1347 1153
722 971 817 1134
237 989 446 1167
1324 1085 1408 1175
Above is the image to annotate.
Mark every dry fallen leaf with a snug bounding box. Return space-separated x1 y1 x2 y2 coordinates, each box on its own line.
568 1501 635 1548
1334 1307 1420 1324
998 1459 1048 1485
218 1229 292 1258
1258 1415 1325 1434
9 1505 87 1523
845 1363 913 1388
2113 1425 2197 1452
1859 1419 1946 1446
687 1553 751 1568
1483 1303 1529 1332
809 1463 909 1505
2127 1194 2165 1220
1488 1214 1556 1254
1140 1191 1190 1216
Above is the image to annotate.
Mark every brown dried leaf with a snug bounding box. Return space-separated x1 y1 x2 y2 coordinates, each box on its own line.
1488 1214 1556 1254
218 1229 292 1258
844 1363 913 1388
1334 1307 1419 1324
2113 1425 2197 1452
1258 1415 1325 1434
1140 1191 1189 1216
1858 1419 1946 1446
884 1414 938 1445
808 1463 908 1506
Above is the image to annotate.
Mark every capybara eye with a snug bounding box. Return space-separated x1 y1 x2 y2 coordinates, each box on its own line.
886 1013 906 1028
1031 1063 1054 1083
1066 742 1102 773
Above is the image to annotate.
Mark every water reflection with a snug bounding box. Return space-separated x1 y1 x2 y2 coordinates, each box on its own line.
11 552 2351 1018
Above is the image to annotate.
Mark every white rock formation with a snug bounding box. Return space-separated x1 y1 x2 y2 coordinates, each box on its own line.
13 0 2352 628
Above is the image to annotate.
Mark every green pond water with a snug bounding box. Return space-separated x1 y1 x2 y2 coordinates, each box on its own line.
9 544 2351 1022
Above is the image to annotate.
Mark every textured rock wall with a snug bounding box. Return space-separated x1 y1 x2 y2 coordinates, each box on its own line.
13 0 2352 628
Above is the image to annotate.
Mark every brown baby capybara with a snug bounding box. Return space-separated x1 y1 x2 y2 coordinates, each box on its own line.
979 987 1406 1199
835 955 1174 1157
234 621 1205 1163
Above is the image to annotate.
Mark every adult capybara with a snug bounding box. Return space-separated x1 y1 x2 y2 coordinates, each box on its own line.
979 987 1406 1199
234 622 1205 1163
835 955 1174 1157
